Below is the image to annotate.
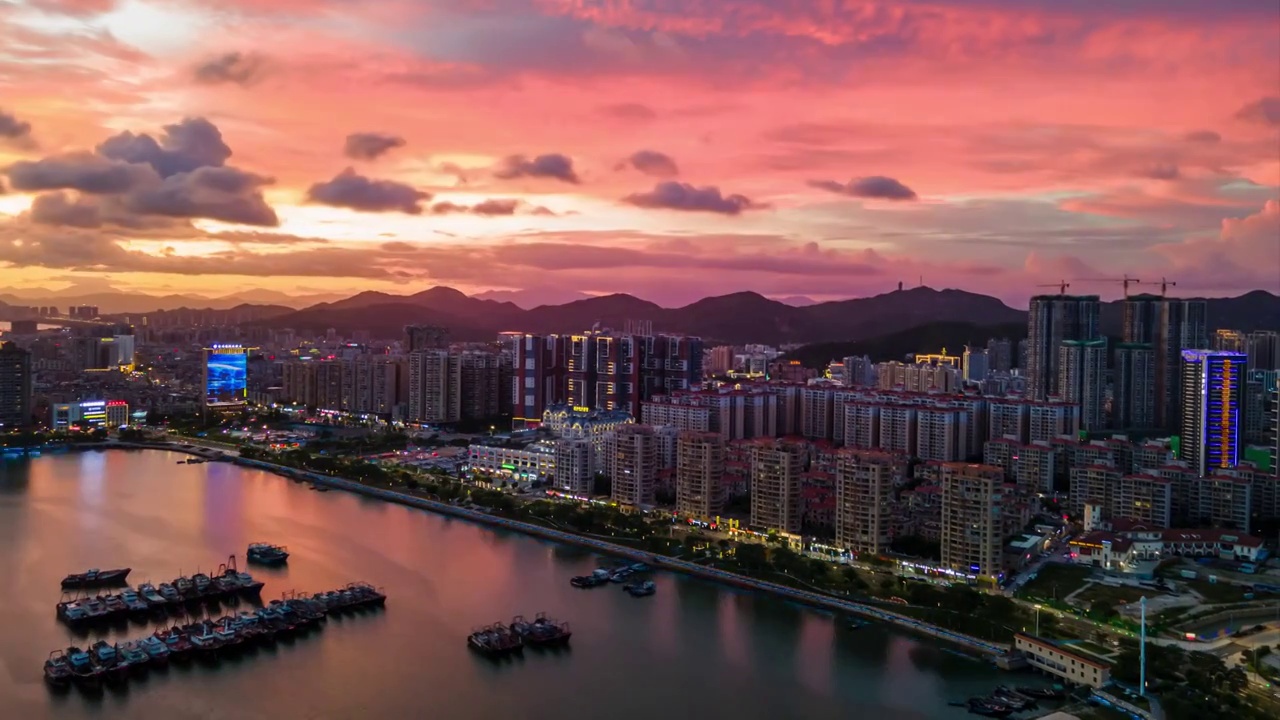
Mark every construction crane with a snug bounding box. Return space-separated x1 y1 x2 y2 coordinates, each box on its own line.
1036 280 1071 295
1074 275 1142 297
1149 277 1177 297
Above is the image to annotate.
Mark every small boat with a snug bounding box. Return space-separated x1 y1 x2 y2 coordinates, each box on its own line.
468 623 523 656
89 640 130 682
1016 686 1065 700
120 588 150 615
511 612 572 646
65 646 101 687
175 575 194 597
158 582 182 603
119 641 150 670
61 568 131 589
137 583 167 607
967 698 1013 718
44 651 73 686
623 580 656 597
139 635 171 664
246 542 289 565
192 572 213 597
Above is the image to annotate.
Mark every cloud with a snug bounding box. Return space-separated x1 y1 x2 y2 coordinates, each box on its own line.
431 199 519 216
125 166 279 226
809 176 919 201
1139 162 1180 180
624 181 758 215
5 153 158 194
621 150 679 177
28 192 103 228
494 153 580 184
343 132 406 161
1184 130 1221 144
306 168 431 214
26 0 116 15
0 109 36 149
599 103 657 121
194 52 268 86
1235 97 1280 127
96 117 232 178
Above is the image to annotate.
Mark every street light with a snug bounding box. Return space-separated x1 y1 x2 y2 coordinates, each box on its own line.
1034 604 1042 635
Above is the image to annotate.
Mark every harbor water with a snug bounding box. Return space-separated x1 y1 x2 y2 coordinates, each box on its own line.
0 450 1011 719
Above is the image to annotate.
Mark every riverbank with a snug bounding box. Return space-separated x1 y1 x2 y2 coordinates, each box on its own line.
233 455 1010 658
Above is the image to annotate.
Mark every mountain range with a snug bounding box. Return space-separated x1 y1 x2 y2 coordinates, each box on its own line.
243 287 1279 346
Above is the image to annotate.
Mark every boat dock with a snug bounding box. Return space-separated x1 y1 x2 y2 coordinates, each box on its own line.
45 583 385 691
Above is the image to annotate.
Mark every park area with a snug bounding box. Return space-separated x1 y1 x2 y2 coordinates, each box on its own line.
1017 563 1094 602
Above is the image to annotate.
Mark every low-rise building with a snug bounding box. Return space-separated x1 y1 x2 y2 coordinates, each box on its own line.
1014 634 1111 688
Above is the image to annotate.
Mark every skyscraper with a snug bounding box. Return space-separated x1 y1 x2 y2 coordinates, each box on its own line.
1179 350 1245 477
939 463 1005 581
408 350 460 424
1058 339 1107 432
0 342 33 429
962 346 989 382
676 431 725 520
1026 294 1101 401
1126 295 1209 430
1247 331 1280 372
1114 343 1156 430
404 325 447 352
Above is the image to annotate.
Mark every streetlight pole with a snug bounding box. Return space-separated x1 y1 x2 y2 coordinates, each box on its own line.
1140 595 1147 698
1034 604 1042 635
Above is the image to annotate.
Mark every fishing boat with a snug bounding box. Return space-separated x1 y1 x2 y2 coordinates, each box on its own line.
89 640 130 683
61 568 131 590
1015 685 1065 700
623 580 656 597
158 582 183 603
119 641 150 671
138 635 171 665
191 572 213 597
467 623 523 657
966 698 1013 718
120 588 151 616
43 651 72 686
175 575 195 597
246 542 289 565
156 626 194 660
510 612 572 646
65 646 101 688
137 583 168 608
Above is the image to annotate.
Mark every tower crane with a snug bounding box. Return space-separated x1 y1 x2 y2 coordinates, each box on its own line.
1036 280 1071 295
1073 275 1142 297
1147 277 1177 297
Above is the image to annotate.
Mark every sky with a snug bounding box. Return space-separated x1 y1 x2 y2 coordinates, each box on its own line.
0 0 1277 308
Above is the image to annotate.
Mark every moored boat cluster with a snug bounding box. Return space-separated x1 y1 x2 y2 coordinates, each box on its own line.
46 584 385 690
468 612 571 658
57 556 264 626
570 563 656 597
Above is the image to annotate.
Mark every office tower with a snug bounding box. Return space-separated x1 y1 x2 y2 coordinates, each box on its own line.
1058 339 1107 432
606 425 659 506
553 437 593 495
962 346 989 383
0 342 33 429
1247 331 1280 372
676 431 725 520
1026 294 1101 401
835 450 905 556
1244 370 1278 446
987 338 1013 373
1113 343 1156 430
1179 350 1244 477
749 438 806 534
404 325 447 352
507 333 567 425
408 350 461 424
939 463 1005 580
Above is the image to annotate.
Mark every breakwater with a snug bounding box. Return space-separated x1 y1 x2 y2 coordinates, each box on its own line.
235 456 1009 658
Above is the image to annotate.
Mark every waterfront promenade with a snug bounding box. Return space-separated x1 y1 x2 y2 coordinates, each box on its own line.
232 455 1010 658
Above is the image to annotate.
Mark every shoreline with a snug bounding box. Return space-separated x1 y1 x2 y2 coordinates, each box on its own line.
228 454 1010 659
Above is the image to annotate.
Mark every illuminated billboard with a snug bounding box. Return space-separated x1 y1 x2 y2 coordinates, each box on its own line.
204 345 252 406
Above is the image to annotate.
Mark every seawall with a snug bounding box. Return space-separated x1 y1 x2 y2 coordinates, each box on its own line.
235 456 1010 658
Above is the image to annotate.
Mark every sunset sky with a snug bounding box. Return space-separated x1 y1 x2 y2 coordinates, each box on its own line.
0 0 1277 307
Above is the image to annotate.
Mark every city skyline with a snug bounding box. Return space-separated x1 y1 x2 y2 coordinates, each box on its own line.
0 1 1277 306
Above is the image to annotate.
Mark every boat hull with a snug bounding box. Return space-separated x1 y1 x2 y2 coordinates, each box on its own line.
61 568 131 589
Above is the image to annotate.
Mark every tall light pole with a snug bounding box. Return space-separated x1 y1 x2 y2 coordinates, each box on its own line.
1140 595 1147 698
1034 604 1042 635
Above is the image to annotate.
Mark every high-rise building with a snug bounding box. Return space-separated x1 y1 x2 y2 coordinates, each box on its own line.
1271 386 1279 478
507 333 567 425
706 345 734 376
1127 295 1209 430
457 350 513 421
344 355 406 416
834 450 904 556
1026 294 1101 401
1058 339 1107 432
962 346 989 382
1244 370 1278 446
313 360 345 411
749 438 806 534
1213 329 1246 353
605 425 659 507
939 463 1005 581
0 342 33 429
1179 350 1245 477
841 355 874 387
552 437 593 496
1247 331 1280 372
676 431 725 520
408 350 461 424
987 338 1013 373
404 325 447 352
1114 343 1156 430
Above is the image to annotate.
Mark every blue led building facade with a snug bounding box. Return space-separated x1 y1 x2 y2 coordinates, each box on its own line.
1179 350 1245 477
